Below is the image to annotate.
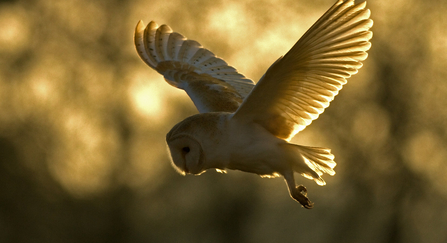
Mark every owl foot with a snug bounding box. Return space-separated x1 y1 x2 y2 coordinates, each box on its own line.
284 173 314 209
297 185 307 196
293 185 314 209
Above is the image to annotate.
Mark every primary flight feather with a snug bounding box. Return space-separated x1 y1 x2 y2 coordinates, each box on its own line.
134 0 373 208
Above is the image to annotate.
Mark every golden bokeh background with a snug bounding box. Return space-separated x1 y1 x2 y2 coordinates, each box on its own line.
1 0 447 242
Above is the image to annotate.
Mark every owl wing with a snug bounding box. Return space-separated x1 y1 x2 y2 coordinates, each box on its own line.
233 0 373 141
134 21 255 113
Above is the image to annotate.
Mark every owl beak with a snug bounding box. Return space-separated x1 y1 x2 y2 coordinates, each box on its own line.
183 164 190 174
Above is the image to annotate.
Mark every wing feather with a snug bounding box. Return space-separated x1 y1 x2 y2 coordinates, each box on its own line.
134 21 255 113
167 32 186 60
233 0 373 141
154 25 172 62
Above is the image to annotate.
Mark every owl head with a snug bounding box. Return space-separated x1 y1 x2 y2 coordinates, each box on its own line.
166 113 224 175
166 132 205 175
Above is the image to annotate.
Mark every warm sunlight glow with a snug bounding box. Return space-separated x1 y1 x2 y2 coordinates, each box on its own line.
207 2 250 43
128 71 167 121
2 0 447 241
230 28 303 81
404 130 447 196
352 104 390 147
0 7 29 52
48 109 118 197
31 78 53 104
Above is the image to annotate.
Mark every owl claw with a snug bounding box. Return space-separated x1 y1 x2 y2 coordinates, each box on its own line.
284 174 314 209
294 185 314 209
297 185 307 196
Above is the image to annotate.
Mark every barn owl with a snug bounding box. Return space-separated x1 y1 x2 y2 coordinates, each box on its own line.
134 0 372 208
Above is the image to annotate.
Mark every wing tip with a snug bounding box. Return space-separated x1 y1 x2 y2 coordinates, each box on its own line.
158 24 173 34
134 19 159 69
134 20 160 34
147 20 158 30
357 1 367 9
135 20 145 31
134 20 146 40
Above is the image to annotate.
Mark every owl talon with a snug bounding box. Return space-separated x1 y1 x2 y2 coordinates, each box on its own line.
284 174 314 209
294 185 313 209
297 185 307 195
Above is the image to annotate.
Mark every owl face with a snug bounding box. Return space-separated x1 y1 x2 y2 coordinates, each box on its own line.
166 132 205 175
166 112 226 175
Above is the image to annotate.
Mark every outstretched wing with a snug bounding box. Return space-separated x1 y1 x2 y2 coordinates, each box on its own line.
233 0 373 141
134 21 255 113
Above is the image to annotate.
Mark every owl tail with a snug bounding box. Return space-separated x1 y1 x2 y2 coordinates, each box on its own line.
287 144 337 186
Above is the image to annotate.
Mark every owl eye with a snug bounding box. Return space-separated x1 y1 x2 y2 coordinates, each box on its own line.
182 147 190 153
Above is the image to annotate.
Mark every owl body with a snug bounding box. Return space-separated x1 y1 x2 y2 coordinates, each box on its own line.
167 112 311 180
226 117 293 176
135 0 373 208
